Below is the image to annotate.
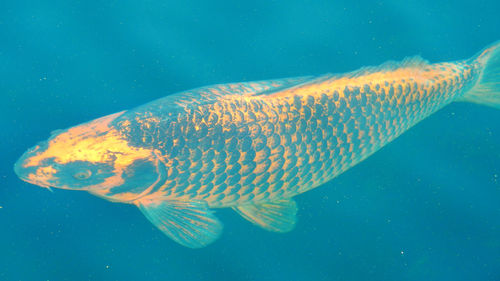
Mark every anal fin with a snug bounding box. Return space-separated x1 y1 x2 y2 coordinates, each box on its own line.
233 199 298 232
137 199 223 248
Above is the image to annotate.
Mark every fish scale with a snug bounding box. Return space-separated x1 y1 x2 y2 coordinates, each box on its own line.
107 59 477 208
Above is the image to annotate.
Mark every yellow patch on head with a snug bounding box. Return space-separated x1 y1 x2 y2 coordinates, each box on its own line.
27 165 57 188
24 111 154 169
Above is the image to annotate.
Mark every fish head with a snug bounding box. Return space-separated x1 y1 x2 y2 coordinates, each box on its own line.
14 111 162 201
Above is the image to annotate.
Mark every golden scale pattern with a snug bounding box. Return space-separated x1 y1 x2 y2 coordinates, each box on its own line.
115 61 477 208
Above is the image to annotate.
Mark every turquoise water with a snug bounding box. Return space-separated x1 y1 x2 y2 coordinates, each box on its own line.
1 1 499 280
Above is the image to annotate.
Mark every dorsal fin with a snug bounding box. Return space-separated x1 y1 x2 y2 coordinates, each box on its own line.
346 55 429 78
252 75 331 97
137 198 223 248
138 76 313 109
114 76 313 125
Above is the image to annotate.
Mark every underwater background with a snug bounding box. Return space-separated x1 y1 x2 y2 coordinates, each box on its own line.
1 0 499 280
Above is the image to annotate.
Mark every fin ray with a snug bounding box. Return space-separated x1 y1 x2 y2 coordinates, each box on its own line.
137 199 223 248
233 199 298 232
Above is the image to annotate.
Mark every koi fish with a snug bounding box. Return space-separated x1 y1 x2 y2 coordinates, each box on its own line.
15 41 500 248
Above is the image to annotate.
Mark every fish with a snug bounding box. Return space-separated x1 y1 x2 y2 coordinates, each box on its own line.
14 41 500 248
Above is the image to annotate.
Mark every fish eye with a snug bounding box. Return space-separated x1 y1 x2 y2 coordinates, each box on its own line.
73 169 92 180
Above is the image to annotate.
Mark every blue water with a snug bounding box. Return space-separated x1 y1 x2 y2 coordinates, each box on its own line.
1 1 499 280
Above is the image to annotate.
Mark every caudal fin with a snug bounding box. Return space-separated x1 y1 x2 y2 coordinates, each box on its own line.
460 41 500 109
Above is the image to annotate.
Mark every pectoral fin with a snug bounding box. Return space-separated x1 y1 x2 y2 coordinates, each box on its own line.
137 199 223 248
233 199 298 232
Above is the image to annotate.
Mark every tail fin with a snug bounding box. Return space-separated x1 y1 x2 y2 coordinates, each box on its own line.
460 40 500 109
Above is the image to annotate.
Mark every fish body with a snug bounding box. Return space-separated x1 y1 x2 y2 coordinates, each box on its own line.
15 42 500 248
106 59 477 207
